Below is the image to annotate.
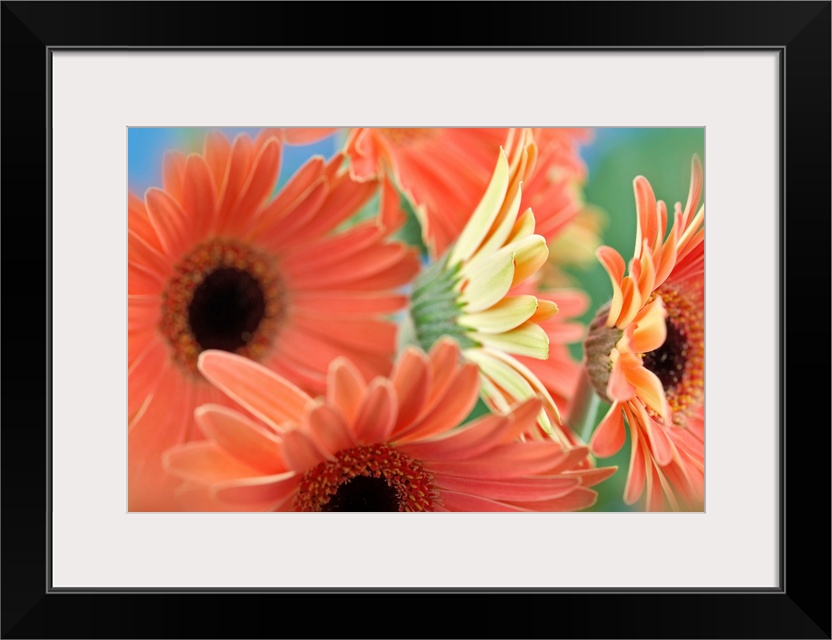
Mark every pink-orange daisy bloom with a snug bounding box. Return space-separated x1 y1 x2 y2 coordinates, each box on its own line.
344 127 591 258
583 155 704 511
163 339 615 512
128 130 419 511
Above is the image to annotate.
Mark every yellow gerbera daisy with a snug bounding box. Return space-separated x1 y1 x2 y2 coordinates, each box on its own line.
407 128 572 446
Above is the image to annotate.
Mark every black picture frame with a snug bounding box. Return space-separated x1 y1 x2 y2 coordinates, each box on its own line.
2 2 829 638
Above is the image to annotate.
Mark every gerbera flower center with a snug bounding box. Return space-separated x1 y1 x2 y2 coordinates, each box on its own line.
188 268 265 352
295 444 439 512
378 128 438 146
160 239 284 373
583 302 621 404
642 286 704 423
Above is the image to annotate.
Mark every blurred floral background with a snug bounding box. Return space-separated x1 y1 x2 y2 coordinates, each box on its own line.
128 127 704 512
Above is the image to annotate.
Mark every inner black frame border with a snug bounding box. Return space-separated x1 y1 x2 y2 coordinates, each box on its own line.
2 2 829 638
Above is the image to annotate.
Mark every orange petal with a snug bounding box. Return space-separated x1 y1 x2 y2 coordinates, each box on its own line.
307 401 356 456
596 246 625 326
145 187 191 259
394 364 480 443
292 290 406 317
226 138 281 235
606 349 637 402
425 338 463 409
626 366 669 420
429 441 567 479
326 357 368 424
163 440 262 485
128 229 171 281
439 491 524 512
437 475 581 502
590 405 626 458
197 350 312 431
351 378 397 444
290 176 378 244
127 340 170 417
623 419 646 505
389 348 429 434
281 220 384 271
182 153 218 239
630 296 667 354
512 486 598 512
398 414 510 462
282 430 330 474
212 472 300 510
194 404 284 474
217 134 253 224
633 175 658 255
256 178 329 248
204 131 232 195
636 405 675 467
162 151 186 202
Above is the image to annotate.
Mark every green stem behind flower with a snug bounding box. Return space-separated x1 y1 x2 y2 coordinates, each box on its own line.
566 367 605 443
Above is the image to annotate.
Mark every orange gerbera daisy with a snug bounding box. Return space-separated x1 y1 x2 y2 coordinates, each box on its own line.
128 130 419 511
345 127 591 258
583 155 704 511
163 339 615 512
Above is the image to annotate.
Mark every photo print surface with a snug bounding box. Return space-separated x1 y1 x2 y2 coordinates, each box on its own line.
128 127 705 513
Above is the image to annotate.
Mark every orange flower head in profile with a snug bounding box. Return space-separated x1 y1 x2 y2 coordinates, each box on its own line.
128 130 419 510
163 339 615 512
583 155 705 511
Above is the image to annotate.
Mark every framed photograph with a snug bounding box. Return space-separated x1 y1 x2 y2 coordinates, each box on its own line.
2 2 829 638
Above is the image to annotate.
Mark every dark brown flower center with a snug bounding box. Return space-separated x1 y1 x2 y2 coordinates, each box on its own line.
160 239 284 374
188 268 265 353
641 317 686 393
296 444 438 512
646 285 704 423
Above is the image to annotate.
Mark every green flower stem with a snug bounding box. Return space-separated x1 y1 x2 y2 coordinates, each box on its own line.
566 367 605 443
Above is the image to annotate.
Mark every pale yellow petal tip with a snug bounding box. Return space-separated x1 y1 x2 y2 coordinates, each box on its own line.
448 149 511 265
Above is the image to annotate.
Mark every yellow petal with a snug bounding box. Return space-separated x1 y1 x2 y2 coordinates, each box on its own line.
474 182 524 259
473 321 549 360
464 348 556 433
458 295 540 334
631 296 667 354
505 208 536 245
449 150 509 265
464 348 537 402
458 250 516 313
510 234 549 287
